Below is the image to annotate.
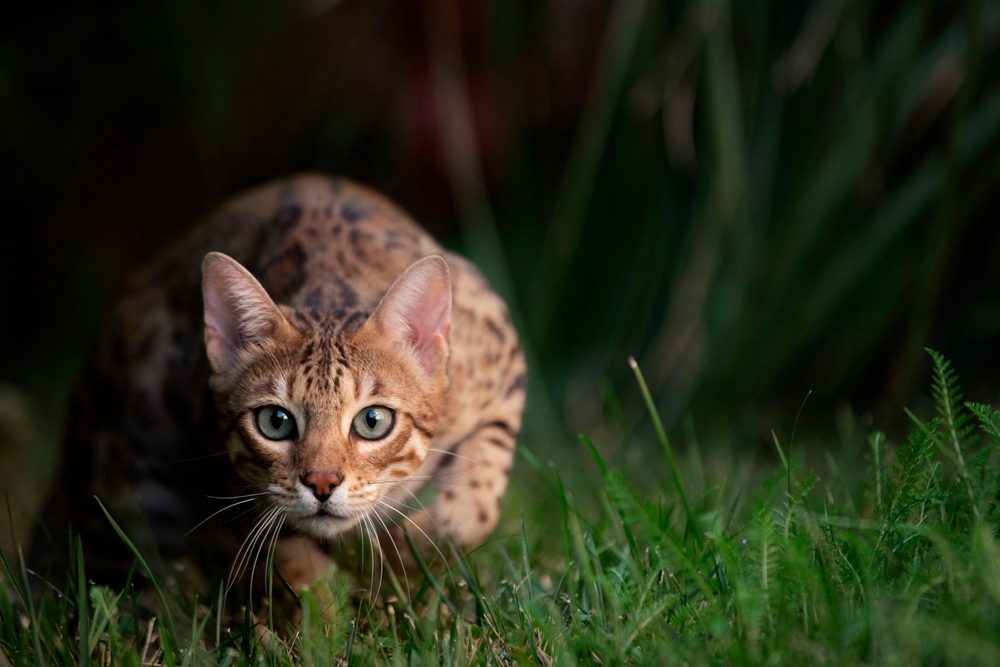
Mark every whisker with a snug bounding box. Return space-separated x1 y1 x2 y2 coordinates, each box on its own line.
354 516 379 625
358 510 367 583
238 506 281 594
370 510 409 600
364 515 384 608
249 510 284 606
227 508 269 594
264 515 285 616
394 485 430 514
186 497 259 537
372 498 449 572
426 448 487 466
226 505 279 598
371 517 385 605
366 476 436 485
224 501 268 527
366 469 481 486
378 495 424 514
205 492 270 500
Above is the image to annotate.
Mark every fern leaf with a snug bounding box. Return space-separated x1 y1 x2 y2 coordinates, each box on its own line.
926 348 978 516
889 421 939 526
926 348 976 451
968 401 1000 446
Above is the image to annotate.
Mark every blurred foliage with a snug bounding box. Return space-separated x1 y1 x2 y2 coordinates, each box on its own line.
1 0 999 455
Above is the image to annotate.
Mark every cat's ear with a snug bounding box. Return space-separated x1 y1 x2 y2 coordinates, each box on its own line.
367 255 452 376
201 252 292 374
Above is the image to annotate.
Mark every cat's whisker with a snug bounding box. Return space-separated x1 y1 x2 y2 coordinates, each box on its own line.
226 504 280 597
205 492 270 500
378 493 432 520
426 448 487 466
249 509 284 605
186 496 260 537
372 498 449 572
226 508 268 595
371 517 385 605
366 474 476 487
367 470 481 487
366 476 436 485
225 500 270 527
354 516 380 624
263 515 285 610
357 511 367 584
394 485 431 515
237 506 281 596
361 516 374 596
364 514 385 607
369 509 409 600
377 495 423 514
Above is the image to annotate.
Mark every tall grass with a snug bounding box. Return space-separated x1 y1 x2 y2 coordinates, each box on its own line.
496 1 1000 431
4 350 1000 664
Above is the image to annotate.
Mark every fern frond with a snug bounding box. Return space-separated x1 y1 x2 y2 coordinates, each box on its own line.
753 509 779 594
926 348 978 516
889 422 939 526
926 348 976 454
968 402 1000 446
873 423 941 575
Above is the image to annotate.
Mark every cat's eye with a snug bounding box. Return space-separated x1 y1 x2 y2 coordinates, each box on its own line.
351 406 395 440
254 405 297 441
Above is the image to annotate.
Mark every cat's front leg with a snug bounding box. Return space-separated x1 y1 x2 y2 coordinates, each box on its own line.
272 534 340 621
274 534 335 591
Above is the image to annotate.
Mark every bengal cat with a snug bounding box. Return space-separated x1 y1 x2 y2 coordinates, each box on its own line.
34 174 526 603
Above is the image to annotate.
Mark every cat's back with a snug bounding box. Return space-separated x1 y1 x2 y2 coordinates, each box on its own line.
133 175 441 312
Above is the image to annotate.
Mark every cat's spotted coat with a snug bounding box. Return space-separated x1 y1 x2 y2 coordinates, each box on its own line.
37 174 525 596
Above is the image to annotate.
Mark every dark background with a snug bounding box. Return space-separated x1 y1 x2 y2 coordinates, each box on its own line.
2 0 999 550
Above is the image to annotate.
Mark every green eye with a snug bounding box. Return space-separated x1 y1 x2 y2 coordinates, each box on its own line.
254 405 297 440
352 406 395 440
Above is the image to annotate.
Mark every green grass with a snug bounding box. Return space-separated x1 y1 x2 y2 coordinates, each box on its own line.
4 349 1000 665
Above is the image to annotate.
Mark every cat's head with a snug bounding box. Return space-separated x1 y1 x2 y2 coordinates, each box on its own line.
201 252 451 540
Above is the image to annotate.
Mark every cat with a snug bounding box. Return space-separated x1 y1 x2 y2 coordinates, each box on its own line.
33 174 525 600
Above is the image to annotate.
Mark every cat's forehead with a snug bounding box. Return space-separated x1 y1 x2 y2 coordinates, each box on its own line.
287 328 388 394
293 331 354 394
285 310 369 374
288 306 370 338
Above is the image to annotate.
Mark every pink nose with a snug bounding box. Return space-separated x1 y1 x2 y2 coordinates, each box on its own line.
301 471 343 502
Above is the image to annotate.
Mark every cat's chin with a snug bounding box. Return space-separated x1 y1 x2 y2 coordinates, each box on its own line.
292 513 360 540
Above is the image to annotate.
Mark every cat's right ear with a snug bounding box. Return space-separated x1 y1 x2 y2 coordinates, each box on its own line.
201 252 291 374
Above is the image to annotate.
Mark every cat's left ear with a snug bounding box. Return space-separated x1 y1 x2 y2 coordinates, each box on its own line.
202 252 293 374
367 255 452 376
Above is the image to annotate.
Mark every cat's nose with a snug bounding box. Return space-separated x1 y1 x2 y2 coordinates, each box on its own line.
301 470 343 502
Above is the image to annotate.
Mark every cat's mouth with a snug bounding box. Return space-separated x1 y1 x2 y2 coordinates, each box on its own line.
315 507 341 518
292 508 362 539
298 506 352 522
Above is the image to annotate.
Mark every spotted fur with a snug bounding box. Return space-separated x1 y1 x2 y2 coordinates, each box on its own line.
35 175 525 597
